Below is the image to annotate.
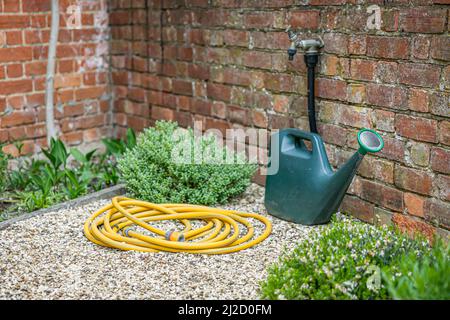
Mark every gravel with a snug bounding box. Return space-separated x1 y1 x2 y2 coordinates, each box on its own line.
0 184 317 300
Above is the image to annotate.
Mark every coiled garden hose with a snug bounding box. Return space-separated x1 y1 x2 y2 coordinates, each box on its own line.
84 197 272 254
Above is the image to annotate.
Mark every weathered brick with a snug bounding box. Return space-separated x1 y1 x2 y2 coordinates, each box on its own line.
396 114 437 143
289 10 320 29
399 8 446 33
359 179 404 212
410 142 430 167
367 36 409 59
439 121 450 146
350 59 375 81
395 165 433 196
404 192 426 217
430 36 450 61
392 213 435 241
316 78 346 101
371 109 395 132
435 174 450 202
0 47 32 63
430 147 450 174
424 198 450 229
408 88 429 113
340 196 374 223
398 63 441 88
366 84 407 110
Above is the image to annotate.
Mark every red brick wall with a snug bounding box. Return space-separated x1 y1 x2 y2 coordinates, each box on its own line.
0 0 112 155
110 0 449 239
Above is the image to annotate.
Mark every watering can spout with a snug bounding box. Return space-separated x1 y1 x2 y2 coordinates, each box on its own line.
265 128 384 225
326 128 384 219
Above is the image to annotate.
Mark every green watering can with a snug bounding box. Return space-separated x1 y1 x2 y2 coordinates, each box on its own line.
264 128 384 225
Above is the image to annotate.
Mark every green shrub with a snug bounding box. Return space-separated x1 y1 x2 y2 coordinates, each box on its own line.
382 238 449 300
118 120 257 205
260 216 429 300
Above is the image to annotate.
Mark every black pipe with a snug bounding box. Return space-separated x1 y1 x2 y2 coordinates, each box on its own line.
304 54 319 133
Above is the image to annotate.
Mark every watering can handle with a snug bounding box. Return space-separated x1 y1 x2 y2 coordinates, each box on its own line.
284 129 325 159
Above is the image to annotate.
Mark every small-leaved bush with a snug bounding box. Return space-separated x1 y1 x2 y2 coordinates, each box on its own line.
118 121 257 205
382 238 449 300
260 215 430 300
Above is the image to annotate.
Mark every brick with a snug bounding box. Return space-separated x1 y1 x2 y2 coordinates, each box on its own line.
0 47 32 63
371 109 395 132
211 101 226 119
399 8 446 33
359 179 403 212
6 31 23 45
3 0 20 12
23 0 51 12
367 36 409 59
172 79 193 96
0 111 35 128
348 35 366 55
273 95 289 113
395 165 433 196
227 105 249 125
75 86 105 101
429 92 449 117
435 174 450 202
242 51 272 70
54 74 81 88
340 196 374 223
251 109 268 128
404 193 426 217
410 142 430 167
430 36 450 61
0 79 32 95
207 83 231 102
398 63 441 88
396 114 437 143
6 64 23 78
151 106 174 121
340 105 371 128
430 147 450 174
366 84 407 110
191 99 211 116
244 12 274 29
323 33 348 55
358 157 394 184
439 121 450 146
316 78 346 101
0 15 30 29
223 30 249 47
392 213 435 242
319 123 347 146
374 61 398 84
374 207 393 227
289 10 320 29
350 59 375 81
425 199 450 229
25 61 47 76
380 136 405 163
347 84 365 104
269 114 293 129
381 10 399 32
408 89 429 113
412 36 430 59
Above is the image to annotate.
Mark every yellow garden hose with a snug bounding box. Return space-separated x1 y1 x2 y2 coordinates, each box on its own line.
84 197 272 254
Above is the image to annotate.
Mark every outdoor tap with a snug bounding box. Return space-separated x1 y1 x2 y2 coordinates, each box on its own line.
285 27 324 59
296 38 324 55
286 27 298 60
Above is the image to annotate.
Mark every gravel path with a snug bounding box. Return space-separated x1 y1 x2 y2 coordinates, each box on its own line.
0 184 317 300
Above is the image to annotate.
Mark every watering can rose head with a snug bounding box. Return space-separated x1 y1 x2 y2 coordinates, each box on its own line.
357 129 384 155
